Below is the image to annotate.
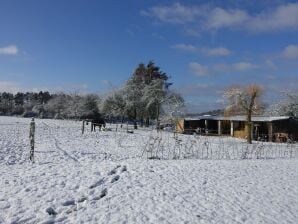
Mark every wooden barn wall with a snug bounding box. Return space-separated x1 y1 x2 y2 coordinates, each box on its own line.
175 119 184 133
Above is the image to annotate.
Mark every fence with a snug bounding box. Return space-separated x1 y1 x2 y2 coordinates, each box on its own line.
140 132 298 160
2 119 297 164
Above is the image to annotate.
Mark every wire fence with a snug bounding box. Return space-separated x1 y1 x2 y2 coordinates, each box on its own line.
1 119 297 164
140 132 298 160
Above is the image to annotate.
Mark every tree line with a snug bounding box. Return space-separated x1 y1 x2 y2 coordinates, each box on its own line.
0 61 184 127
0 91 101 119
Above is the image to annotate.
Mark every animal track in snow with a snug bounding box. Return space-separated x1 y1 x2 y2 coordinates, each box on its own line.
46 207 57 216
93 188 108 201
108 165 121 175
62 199 75 206
77 196 87 203
121 165 127 172
111 175 120 183
54 164 128 218
89 178 104 189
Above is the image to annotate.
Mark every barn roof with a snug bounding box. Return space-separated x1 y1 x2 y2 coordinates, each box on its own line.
184 115 291 122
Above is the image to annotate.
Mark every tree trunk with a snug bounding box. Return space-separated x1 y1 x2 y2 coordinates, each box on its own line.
140 118 144 127
156 103 160 131
246 111 252 144
121 115 124 128
145 117 150 127
133 108 137 129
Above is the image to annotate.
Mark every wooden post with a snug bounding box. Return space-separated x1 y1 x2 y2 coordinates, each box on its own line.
218 120 222 135
268 122 273 142
82 120 85 134
29 118 35 163
205 120 208 134
251 122 254 140
230 121 234 137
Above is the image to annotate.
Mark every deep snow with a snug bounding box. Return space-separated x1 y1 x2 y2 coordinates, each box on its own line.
0 116 298 224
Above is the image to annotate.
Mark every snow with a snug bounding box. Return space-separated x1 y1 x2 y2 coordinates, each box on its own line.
184 115 291 122
0 116 298 224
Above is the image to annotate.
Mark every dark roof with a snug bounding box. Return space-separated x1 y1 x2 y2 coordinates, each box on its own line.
184 115 292 122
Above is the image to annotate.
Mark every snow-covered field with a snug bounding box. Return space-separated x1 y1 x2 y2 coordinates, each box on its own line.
0 116 298 224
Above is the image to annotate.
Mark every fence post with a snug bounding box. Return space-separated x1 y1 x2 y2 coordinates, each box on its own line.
82 120 85 134
29 118 35 163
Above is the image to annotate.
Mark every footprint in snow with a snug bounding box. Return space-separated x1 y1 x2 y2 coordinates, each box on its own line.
93 188 107 201
121 165 127 172
46 207 57 216
111 175 120 183
62 200 75 206
108 165 121 175
65 205 77 214
77 196 87 203
89 178 104 189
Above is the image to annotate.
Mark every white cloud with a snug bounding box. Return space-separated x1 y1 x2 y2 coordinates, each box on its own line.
189 62 209 76
232 62 258 71
0 45 18 55
185 28 201 37
0 81 21 93
140 3 205 24
191 61 258 76
171 44 197 52
265 59 277 69
207 8 249 29
202 47 231 56
283 44 298 59
172 44 231 56
247 3 298 32
214 62 258 72
142 3 298 32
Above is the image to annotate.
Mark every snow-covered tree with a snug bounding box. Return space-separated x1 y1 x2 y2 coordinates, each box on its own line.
224 84 264 144
45 93 69 119
123 77 145 129
102 90 126 118
267 91 298 116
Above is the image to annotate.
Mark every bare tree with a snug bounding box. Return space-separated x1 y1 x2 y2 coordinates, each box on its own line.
224 84 264 144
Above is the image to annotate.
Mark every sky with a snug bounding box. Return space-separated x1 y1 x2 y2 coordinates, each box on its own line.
0 0 298 112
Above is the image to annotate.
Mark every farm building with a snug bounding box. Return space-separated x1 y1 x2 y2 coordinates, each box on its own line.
176 115 298 142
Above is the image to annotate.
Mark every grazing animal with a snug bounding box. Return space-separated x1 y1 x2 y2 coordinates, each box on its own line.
91 117 106 132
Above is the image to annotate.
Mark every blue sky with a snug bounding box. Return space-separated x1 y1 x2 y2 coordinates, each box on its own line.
0 0 298 112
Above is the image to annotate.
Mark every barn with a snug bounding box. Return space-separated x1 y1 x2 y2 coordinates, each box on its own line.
176 115 298 142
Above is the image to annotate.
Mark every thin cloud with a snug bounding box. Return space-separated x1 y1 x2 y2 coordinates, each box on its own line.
214 62 258 72
207 8 249 29
282 44 298 59
265 59 277 69
202 47 231 56
190 61 259 76
232 62 258 71
189 62 209 77
152 32 164 40
140 3 206 24
172 44 231 56
185 28 201 37
142 3 298 33
247 3 298 32
171 44 197 52
0 45 18 55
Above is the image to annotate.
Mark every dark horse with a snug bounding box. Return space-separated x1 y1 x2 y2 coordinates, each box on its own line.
82 112 106 132
91 117 106 131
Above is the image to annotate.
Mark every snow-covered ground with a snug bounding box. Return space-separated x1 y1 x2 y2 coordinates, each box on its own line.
0 116 298 224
